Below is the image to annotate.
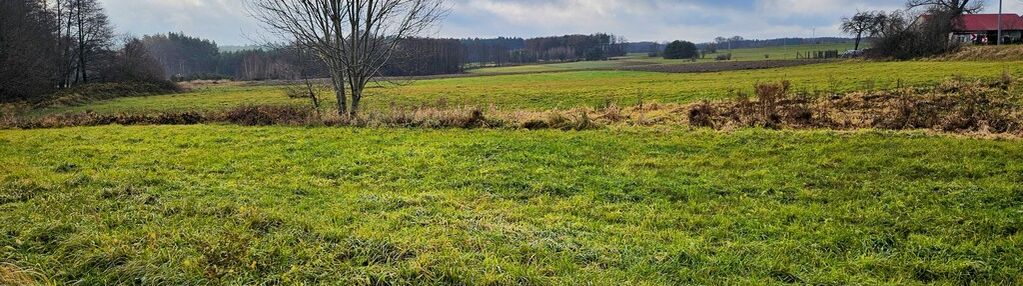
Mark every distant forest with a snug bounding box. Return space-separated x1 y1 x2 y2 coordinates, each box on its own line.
149 33 853 81
626 37 854 54
145 33 629 81
0 0 855 101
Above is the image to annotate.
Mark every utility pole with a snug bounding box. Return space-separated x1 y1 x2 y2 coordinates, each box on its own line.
997 0 1003 45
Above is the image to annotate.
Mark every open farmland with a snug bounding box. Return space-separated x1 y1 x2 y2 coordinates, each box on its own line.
31 60 1023 116
2 125 1021 284
467 43 858 74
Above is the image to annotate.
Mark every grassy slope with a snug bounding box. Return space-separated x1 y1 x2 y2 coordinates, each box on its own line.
33 60 1023 116
1 125 1021 285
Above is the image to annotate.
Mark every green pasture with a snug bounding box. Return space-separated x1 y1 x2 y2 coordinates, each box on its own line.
1 125 1020 284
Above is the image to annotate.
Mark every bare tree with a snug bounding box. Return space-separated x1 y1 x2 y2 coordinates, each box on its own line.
340 0 446 115
248 0 447 117
1 0 59 101
841 11 884 50
906 0 984 14
277 41 323 115
246 0 350 117
63 0 112 85
100 36 168 83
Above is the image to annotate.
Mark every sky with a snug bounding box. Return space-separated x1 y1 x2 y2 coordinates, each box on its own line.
99 0 1021 46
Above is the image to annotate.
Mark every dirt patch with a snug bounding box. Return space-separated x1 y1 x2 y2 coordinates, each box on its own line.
617 60 832 73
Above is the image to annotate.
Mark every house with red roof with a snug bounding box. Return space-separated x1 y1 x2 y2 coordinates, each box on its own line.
951 14 1023 44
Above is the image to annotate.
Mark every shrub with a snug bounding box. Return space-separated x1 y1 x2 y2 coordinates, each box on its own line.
663 41 699 60
869 9 960 59
685 78 1022 134
688 101 716 128
219 105 313 126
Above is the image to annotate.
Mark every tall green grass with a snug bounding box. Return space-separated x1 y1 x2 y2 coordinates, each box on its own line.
2 125 1021 284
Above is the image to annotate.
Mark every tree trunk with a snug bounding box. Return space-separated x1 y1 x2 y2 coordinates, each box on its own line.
350 84 362 117
62 6 74 88
854 32 863 50
329 67 347 118
76 0 86 84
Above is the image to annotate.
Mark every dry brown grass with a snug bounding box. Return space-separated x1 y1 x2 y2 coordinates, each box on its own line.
687 78 1022 135
0 263 52 286
933 45 1023 61
175 79 240 90
4 78 1022 137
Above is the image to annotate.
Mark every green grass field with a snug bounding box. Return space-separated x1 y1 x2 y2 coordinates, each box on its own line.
6 46 1023 285
467 43 858 74
33 60 1022 116
2 125 1021 284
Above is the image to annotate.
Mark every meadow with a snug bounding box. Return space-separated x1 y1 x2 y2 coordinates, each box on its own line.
32 60 1023 116
5 44 1023 285
466 43 858 74
1 125 1021 285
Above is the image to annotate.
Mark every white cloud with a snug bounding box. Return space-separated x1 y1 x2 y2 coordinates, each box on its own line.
98 0 1023 45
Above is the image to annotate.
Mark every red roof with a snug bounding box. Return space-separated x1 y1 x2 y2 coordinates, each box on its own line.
956 14 1023 31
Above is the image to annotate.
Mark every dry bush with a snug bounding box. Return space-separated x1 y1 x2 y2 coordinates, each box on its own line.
1 103 30 127
10 111 204 129
600 102 626 122
688 78 1022 135
216 105 313 126
691 80 830 129
573 110 601 130
688 101 717 128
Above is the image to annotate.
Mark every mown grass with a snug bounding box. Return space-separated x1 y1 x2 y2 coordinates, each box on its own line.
467 43 858 74
30 60 1023 117
1 125 1021 284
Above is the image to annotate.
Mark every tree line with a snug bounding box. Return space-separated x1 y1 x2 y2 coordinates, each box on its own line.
133 32 629 82
1 0 171 102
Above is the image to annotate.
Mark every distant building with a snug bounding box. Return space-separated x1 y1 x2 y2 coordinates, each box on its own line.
951 14 1023 45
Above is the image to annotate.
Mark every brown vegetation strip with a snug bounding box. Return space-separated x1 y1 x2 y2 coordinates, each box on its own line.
686 78 1022 134
932 45 1023 62
3 78 1021 136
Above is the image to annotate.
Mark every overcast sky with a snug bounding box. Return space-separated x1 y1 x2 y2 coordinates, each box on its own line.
99 0 1019 46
